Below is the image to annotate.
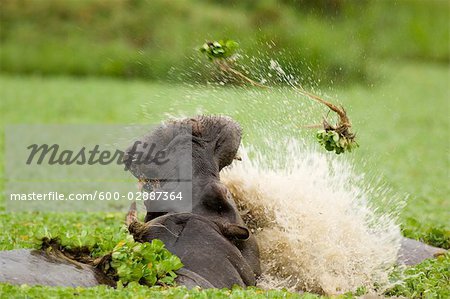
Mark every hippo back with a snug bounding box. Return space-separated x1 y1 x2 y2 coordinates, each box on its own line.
0 249 114 287
129 213 257 288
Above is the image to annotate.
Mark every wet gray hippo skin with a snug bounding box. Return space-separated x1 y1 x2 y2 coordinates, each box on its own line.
128 212 257 289
0 249 114 287
397 237 446 265
124 115 262 281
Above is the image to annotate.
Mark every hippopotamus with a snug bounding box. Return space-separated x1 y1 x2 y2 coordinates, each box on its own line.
123 115 261 281
126 203 256 288
121 115 447 287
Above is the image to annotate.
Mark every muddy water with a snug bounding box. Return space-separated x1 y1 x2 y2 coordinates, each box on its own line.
222 141 403 294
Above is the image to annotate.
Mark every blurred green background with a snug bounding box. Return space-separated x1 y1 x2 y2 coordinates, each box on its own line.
1 0 448 83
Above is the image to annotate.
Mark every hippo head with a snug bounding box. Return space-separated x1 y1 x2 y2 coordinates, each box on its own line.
123 115 242 222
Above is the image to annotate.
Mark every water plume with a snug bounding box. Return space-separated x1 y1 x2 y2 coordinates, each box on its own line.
222 140 402 294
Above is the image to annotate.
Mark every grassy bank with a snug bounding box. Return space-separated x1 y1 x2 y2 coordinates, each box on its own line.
1 0 448 83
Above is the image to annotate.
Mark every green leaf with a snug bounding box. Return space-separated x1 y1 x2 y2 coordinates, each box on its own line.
332 131 340 142
198 39 239 60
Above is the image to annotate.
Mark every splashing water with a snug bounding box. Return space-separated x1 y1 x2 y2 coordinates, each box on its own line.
222 140 402 295
146 48 405 294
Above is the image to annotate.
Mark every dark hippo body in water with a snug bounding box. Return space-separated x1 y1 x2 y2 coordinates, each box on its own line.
397 237 446 265
0 249 115 287
128 212 257 288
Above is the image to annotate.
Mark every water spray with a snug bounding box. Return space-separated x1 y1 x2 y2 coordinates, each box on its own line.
199 39 358 154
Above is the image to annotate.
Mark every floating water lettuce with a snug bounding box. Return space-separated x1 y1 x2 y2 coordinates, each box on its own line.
199 39 358 154
316 129 357 154
38 230 183 287
110 235 183 286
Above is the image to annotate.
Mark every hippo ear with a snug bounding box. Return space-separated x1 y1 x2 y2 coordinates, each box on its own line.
221 223 250 241
192 116 242 170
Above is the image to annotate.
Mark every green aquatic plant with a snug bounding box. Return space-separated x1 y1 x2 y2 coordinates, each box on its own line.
38 226 183 287
316 129 358 154
316 125 358 155
110 235 183 286
199 40 239 60
384 254 450 298
199 39 267 88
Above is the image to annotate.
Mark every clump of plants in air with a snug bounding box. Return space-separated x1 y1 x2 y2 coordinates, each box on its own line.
316 124 358 154
199 39 358 154
39 227 183 287
200 40 239 60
